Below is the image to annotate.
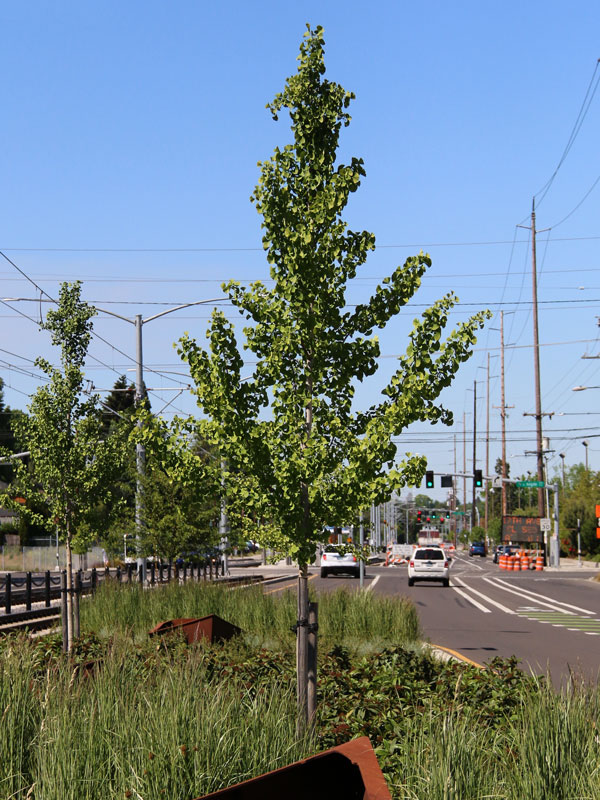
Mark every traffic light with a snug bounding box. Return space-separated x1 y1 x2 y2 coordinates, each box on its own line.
416 510 422 523
474 469 483 488
431 511 437 519
425 470 434 488
426 516 431 523
440 516 445 523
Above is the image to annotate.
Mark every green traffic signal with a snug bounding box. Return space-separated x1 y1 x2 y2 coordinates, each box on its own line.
425 470 434 488
474 469 483 488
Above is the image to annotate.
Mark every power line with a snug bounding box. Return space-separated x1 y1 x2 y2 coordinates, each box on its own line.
534 59 600 208
548 171 600 230
2 234 600 253
3 265 600 284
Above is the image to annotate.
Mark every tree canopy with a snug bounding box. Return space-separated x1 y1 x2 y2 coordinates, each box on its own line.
176 25 491 568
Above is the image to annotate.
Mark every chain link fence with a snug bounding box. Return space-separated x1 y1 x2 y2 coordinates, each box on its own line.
0 544 105 572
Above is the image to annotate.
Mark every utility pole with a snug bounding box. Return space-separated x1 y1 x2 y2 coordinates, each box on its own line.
500 311 508 517
519 201 547 516
472 380 477 522
463 412 467 539
485 353 490 533
453 434 457 546
490 315 512 519
491 311 516 517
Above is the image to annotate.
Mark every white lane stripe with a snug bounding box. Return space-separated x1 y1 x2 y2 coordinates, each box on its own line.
365 574 380 592
484 576 593 615
454 556 487 571
452 580 515 615
451 584 492 613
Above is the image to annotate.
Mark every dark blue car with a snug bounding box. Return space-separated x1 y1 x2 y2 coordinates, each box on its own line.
469 541 487 557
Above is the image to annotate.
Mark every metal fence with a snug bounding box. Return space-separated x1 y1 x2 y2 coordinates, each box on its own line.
0 545 105 573
0 558 228 615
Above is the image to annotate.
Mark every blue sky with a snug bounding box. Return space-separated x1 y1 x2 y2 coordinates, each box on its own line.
1 1 600 501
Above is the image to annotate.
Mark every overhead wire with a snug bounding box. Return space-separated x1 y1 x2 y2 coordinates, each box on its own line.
534 59 600 209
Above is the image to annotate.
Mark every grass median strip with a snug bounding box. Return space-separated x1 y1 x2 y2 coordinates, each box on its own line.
2 582 600 799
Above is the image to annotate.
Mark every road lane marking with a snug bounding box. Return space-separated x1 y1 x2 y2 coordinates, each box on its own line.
365 574 380 592
452 580 515 614
451 584 492 612
485 576 594 615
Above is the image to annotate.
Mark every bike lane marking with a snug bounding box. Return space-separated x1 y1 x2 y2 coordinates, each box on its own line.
514 607 600 634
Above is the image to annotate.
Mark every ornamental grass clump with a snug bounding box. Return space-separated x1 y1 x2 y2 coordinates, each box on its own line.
80 581 421 650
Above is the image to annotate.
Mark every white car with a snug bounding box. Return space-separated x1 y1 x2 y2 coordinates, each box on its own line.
407 546 450 587
320 544 359 578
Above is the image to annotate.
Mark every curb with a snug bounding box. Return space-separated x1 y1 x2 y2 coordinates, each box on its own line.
427 643 485 669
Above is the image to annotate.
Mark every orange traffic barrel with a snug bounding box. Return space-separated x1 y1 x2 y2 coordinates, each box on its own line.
535 554 544 571
506 555 514 571
499 552 506 569
514 553 521 571
521 552 530 570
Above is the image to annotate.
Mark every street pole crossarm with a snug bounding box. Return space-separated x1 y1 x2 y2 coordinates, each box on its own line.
95 306 135 324
142 297 226 325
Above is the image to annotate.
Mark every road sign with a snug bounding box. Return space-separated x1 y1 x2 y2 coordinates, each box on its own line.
492 477 503 488
516 480 545 488
540 518 551 532
502 515 544 544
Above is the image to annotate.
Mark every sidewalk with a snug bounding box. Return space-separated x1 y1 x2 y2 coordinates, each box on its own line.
544 558 600 572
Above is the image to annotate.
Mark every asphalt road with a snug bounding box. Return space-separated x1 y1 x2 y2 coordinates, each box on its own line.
282 554 600 685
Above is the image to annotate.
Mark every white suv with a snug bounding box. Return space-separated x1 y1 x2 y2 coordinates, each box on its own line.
407 546 450 587
320 544 359 578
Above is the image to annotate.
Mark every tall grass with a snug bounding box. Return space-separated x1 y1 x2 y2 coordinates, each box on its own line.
80 581 421 650
1 638 309 800
383 683 600 800
4 585 600 799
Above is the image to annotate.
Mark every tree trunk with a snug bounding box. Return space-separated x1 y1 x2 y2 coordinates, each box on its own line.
296 563 309 737
65 533 74 652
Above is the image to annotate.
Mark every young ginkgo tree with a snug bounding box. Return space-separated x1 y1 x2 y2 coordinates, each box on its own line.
177 26 490 730
8 282 128 650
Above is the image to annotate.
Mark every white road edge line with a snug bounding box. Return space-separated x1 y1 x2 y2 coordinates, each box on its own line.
484 576 593 615
451 584 492 613
452 580 515 615
365 574 380 592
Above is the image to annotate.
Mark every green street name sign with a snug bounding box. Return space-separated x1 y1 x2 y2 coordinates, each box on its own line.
516 480 545 488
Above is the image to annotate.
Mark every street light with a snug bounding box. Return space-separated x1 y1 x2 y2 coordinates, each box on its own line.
572 385 600 391
583 440 589 470
95 298 225 576
559 453 566 489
